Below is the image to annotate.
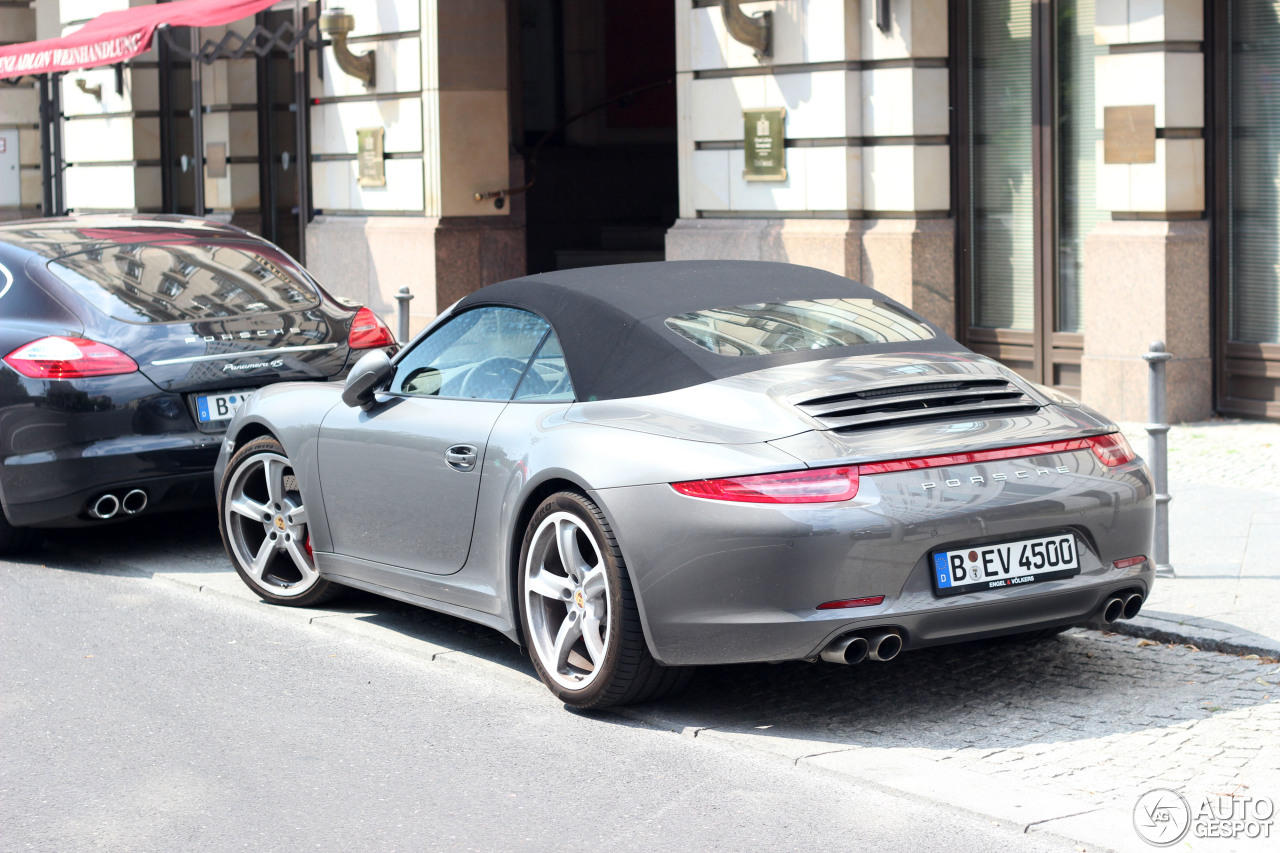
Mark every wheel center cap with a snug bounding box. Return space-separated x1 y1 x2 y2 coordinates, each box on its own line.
573 589 585 609
274 515 287 531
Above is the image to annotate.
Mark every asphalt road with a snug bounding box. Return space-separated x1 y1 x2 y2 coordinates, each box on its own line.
0 516 1073 853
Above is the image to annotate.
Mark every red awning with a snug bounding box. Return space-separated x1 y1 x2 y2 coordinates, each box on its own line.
0 0 281 80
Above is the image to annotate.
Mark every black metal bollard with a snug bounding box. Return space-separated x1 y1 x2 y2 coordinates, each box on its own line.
1142 341 1175 579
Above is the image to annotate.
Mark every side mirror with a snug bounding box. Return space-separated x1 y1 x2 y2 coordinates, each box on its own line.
342 349 394 410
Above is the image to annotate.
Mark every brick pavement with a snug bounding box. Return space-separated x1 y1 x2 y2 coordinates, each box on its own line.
644 628 1279 819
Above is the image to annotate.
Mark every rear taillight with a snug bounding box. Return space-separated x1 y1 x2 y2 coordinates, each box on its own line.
1086 433 1136 467
347 307 395 349
3 336 138 379
671 467 859 504
673 433 1139 504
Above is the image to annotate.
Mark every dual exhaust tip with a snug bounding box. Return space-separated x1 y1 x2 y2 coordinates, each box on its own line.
821 591 1145 665
820 629 903 665
89 489 148 520
1100 591 1145 624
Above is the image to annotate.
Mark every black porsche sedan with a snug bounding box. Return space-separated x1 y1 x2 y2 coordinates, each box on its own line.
0 216 396 552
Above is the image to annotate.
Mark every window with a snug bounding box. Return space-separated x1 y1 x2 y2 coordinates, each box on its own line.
665 299 934 357
513 329 575 402
393 306 554 401
46 240 321 324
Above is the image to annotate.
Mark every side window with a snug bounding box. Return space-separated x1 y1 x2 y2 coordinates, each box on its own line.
392 306 550 401
513 329 575 402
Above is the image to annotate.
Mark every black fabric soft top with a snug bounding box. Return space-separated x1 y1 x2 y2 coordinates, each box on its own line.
453 261 961 401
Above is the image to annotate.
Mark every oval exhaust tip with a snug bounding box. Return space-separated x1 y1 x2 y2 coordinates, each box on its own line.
122 489 148 515
866 631 903 662
1102 596 1125 624
91 494 120 519
1122 593 1144 620
820 634 870 665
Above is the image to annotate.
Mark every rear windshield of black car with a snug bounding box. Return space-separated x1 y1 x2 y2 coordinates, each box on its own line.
45 240 321 324
665 298 935 356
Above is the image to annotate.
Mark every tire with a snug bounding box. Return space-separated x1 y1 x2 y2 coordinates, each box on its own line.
517 491 692 709
218 436 343 607
0 510 38 556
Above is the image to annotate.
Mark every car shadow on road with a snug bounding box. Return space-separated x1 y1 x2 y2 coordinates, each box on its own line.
21 509 1276 759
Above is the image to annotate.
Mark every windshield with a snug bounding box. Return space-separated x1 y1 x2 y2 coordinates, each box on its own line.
666 298 935 356
47 240 321 324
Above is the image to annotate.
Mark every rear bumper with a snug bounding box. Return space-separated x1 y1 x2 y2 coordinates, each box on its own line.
1 431 221 527
593 449 1155 666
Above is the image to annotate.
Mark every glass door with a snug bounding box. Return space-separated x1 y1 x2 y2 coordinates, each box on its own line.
960 0 1099 396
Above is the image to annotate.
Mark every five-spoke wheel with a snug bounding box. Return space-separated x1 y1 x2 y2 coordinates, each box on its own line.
219 436 340 606
523 510 613 691
518 491 691 708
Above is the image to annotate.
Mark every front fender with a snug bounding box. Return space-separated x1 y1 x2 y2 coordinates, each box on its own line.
215 381 345 551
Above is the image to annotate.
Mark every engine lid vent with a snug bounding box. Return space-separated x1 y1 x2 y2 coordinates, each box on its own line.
793 377 1041 433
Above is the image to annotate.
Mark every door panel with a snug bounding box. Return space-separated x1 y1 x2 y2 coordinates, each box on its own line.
317 397 505 575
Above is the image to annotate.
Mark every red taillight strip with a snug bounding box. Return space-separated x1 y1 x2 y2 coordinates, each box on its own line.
858 438 1094 476
670 434 1133 505
1113 555 1147 569
817 596 885 610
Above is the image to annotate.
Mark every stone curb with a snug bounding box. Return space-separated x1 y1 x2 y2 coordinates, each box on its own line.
152 567 1150 853
1108 610 1280 660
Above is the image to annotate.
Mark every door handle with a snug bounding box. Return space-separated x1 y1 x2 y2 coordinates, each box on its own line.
445 444 478 472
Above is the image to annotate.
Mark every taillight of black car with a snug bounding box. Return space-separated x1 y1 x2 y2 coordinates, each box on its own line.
3 336 138 379
347 307 396 349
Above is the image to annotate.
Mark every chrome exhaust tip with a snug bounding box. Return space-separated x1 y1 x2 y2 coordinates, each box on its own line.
865 630 903 662
820 634 870 665
1102 596 1125 624
1123 592 1144 621
121 489 148 515
90 493 120 519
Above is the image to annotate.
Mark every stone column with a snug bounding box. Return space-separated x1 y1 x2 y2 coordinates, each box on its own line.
667 0 954 334
304 0 522 333
1081 0 1211 422
54 0 163 215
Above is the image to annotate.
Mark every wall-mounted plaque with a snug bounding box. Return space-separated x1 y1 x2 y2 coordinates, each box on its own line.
743 107 787 181
1103 105 1156 164
357 127 386 187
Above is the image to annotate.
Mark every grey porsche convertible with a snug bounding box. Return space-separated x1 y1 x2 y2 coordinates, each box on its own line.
214 261 1154 708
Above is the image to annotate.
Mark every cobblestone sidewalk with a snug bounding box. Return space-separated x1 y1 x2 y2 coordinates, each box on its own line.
1116 419 1280 656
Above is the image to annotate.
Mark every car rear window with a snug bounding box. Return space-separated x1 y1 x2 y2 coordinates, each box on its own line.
46 240 321 324
665 298 935 356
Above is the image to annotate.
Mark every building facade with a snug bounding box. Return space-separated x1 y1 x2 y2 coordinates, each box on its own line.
1 0 1277 422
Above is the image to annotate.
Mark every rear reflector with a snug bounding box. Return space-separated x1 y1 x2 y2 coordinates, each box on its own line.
672 434 1138 504
347 307 396 349
1113 555 1147 569
3 336 138 379
671 467 859 504
817 596 885 610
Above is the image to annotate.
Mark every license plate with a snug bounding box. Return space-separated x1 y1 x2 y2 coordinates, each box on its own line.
932 533 1079 597
195 390 250 423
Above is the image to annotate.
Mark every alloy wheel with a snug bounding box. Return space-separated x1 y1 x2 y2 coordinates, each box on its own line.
223 450 318 597
523 511 613 690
